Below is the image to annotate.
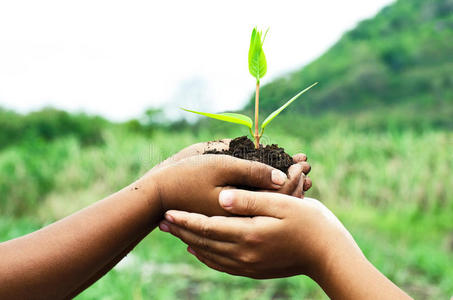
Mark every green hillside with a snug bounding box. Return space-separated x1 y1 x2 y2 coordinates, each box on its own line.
247 0 453 115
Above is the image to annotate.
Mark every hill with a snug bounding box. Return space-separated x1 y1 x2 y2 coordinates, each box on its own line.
246 0 453 115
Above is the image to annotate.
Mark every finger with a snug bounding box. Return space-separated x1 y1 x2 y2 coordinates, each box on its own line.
294 176 312 198
211 155 288 189
164 210 254 242
293 153 307 162
188 246 243 270
219 190 290 218
189 248 248 277
159 220 236 255
292 173 306 198
278 163 302 195
299 161 311 175
303 177 312 191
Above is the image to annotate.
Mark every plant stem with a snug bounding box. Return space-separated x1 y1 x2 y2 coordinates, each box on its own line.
254 81 260 148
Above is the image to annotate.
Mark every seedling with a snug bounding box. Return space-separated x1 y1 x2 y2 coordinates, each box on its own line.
182 27 318 149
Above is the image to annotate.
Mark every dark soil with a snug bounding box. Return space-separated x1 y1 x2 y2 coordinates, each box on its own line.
205 136 293 173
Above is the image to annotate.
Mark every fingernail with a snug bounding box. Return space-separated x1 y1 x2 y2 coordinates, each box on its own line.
159 222 170 232
165 212 174 223
187 246 196 255
271 169 287 185
219 190 234 207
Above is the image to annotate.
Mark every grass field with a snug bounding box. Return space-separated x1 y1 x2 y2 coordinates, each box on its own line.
1 119 452 299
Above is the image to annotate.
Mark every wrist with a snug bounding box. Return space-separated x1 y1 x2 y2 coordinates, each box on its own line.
134 171 165 220
309 230 367 296
311 241 410 299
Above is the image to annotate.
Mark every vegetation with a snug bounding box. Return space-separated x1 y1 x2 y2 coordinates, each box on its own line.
0 108 451 299
182 27 317 148
1 0 452 298
0 107 106 150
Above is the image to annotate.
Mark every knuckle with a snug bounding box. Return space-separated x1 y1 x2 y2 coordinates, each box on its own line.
244 161 255 183
237 253 248 264
198 238 210 251
247 160 267 186
245 197 257 214
200 220 212 239
192 215 204 229
243 232 262 245
239 252 259 265
180 217 190 228
255 162 268 183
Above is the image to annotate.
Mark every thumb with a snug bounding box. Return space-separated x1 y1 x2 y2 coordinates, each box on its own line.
218 190 287 218
211 155 288 190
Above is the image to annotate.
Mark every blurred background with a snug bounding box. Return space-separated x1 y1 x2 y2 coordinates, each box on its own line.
0 0 452 299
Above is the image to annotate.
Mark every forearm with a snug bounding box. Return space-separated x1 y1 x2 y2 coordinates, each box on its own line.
68 228 150 298
312 238 411 300
0 175 161 299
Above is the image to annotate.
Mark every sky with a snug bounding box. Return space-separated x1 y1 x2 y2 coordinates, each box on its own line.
0 0 394 121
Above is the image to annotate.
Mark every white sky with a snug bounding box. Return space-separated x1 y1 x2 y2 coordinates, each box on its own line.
0 0 394 121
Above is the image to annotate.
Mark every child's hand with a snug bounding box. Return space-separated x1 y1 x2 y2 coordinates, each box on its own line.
159 190 359 279
152 139 312 197
153 139 232 168
144 155 291 216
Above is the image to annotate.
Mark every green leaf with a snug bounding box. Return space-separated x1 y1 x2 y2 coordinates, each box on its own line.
261 82 319 130
181 108 253 129
248 27 267 82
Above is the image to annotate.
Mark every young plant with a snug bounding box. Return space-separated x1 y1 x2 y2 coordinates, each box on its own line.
182 27 318 149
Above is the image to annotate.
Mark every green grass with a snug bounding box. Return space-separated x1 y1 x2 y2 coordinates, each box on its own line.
0 121 452 299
